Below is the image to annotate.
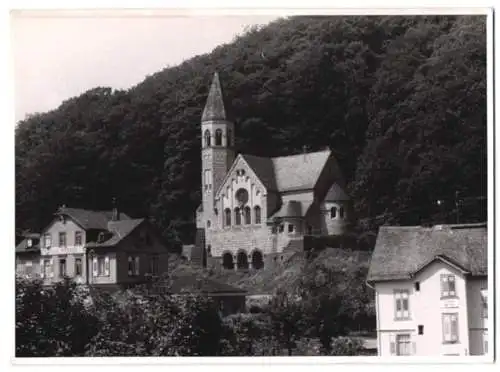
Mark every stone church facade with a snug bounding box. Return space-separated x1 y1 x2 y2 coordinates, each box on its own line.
195 72 350 270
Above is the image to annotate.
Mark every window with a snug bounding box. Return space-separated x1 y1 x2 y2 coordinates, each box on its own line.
42 259 51 278
44 234 52 248
98 256 106 276
395 334 412 356
58 257 67 277
204 130 211 147
279 224 284 233
441 274 456 298
75 257 82 276
244 206 251 225
215 129 222 146
442 313 459 343
415 282 420 291
75 231 82 246
418 325 424 335
227 129 232 147
339 207 345 218
481 289 488 319
234 207 241 225
271 226 277 234
224 208 231 227
207 220 211 228
204 170 212 192
307 225 313 235
59 232 66 248
330 207 337 219
27 239 32 247
149 255 159 275
254 206 261 224
394 290 410 320
288 224 294 233
128 256 140 276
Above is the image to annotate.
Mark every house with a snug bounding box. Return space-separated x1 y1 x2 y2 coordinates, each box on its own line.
15 233 41 279
367 223 488 356
37 205 169 289
146 272 247 315
194 72 351 270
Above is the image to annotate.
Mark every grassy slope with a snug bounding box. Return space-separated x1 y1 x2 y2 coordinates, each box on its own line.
169 248 371 295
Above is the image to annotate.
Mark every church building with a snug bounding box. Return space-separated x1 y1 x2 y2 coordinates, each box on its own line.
194 72 350 270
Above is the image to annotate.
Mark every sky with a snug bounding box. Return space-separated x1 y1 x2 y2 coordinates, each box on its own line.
11 11 278 122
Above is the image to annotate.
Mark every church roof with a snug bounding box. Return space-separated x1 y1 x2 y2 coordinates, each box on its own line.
241 149 333 193
201 72 227 122
367 223 487 283
324 183 350 202
271 201 312 219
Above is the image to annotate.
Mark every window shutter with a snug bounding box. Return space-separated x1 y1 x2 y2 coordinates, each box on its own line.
135 256 140 276
390 338 396 356
40 260 45 278
412 342 416 355
92 257 98 277
104 256 110 276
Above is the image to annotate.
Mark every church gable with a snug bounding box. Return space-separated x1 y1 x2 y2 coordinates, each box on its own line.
216 155 268 203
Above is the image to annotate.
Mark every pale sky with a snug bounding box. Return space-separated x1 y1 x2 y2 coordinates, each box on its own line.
11 12 278 123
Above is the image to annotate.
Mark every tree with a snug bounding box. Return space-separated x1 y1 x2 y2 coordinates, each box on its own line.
16 277 99 357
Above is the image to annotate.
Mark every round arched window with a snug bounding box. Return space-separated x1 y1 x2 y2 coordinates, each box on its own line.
235 188 249 206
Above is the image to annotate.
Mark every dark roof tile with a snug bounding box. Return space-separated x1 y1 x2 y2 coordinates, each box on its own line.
367 223 487 282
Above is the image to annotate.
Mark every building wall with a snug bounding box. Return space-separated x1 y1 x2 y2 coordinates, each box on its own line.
320 201 349 236
114 223 170 284
466 277 488 355
16 253 41 278
40 218 87 284
375 261 476 356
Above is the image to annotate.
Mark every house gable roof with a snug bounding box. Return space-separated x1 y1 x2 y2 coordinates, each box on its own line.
367 223 487 283
86 218 145 248
55 207 132 231
15 234 41 254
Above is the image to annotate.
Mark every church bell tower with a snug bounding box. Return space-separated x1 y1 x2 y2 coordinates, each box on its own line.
201 72 235 229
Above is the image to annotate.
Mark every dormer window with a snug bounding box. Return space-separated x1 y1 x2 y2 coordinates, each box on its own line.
97 232 106 243
27 239 32 247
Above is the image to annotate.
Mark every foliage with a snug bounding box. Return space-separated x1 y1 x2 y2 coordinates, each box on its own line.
297 250 375 354
15 15 486 249
266 289 306 355
85 289 224 356
15 277 99 357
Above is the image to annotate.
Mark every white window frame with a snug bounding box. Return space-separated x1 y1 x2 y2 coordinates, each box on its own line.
75 231 83 246
394 289 410 320
442 313 459 344
440 274 457 298
44 234 52 248
390 333 415 356
58 256 67 278
59 232 67 248
74 256 83 276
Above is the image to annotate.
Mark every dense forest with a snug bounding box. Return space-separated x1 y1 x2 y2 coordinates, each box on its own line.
15 15 487 249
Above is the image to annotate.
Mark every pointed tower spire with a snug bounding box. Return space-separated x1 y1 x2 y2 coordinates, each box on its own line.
202 72 227 122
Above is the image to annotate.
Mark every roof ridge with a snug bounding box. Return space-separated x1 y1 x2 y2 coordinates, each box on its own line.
271 148 331 160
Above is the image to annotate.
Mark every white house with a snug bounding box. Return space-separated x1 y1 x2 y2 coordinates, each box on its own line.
367 223 487 356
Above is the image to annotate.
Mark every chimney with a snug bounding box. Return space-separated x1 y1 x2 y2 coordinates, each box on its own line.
112 198 120 221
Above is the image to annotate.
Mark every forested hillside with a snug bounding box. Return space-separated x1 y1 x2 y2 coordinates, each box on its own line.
15 15 487 248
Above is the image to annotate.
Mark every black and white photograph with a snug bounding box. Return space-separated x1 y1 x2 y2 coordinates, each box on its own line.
8 4 493 364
